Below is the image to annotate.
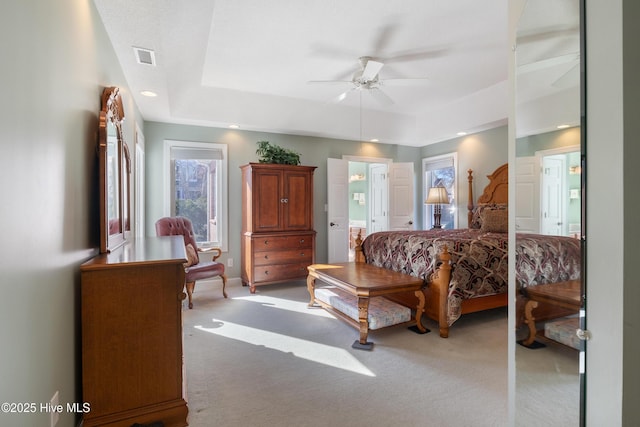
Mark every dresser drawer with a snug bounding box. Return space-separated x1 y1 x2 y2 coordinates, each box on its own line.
254 249 313 266
252 234 313 251
253 262 311 283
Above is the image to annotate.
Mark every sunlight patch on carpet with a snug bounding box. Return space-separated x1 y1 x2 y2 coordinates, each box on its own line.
195 319 375 377
233 294 335 318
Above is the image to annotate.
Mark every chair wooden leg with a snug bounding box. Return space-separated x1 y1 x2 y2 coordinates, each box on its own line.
185 281 195 309
221 274 228 298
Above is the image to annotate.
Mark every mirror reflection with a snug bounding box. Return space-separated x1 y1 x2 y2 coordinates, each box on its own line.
99 86 129 253
107 119 120 234
514 0 583 425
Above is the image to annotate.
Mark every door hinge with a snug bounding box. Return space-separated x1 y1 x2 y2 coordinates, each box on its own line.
576 329 591 341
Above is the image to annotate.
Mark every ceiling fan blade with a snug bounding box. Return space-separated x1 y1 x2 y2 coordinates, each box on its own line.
307 80 352 85
372 23 398 54
382 78 430 86
361 60 384 81
384 47 449 63
330 87 355 104
368 87 394 106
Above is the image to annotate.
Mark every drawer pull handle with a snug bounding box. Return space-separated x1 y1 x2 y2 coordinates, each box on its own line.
264 240 268 245
264 255 269 259
264 270 269 275
300 239 305 243
300 252 305 256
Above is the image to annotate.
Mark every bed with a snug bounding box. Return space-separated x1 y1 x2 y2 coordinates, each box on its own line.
354 163 582 338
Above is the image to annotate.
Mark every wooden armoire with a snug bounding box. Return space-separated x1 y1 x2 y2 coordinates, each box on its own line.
240 163 316 293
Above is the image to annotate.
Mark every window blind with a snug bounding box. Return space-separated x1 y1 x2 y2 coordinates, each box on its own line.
424 156 454 172
170 147 224 160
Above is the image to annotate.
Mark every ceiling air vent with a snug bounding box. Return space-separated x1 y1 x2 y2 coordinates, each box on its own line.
133 47 156 66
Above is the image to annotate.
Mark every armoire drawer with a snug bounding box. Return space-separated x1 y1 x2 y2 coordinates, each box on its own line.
254 248 313 266
252 234 313 251
253 262 311 283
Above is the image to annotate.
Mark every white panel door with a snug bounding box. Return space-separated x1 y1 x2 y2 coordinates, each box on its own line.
388 163 415 230
541 156 565 235
327 158 349 263
515 156 540 233
369 163 388 233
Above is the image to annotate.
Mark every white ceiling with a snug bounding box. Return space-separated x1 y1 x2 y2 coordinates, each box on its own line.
93 0 579 147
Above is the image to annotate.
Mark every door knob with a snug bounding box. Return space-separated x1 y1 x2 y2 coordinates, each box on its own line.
330 222 338 227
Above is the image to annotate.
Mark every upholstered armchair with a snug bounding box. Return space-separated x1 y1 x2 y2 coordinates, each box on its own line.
155 216 227 309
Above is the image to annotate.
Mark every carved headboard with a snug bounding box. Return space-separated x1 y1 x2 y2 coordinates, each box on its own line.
467 163 508 225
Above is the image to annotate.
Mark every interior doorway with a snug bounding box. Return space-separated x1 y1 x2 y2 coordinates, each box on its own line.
347 160 388 260
515 145 580 236
539 146 581 237
327 157 414 263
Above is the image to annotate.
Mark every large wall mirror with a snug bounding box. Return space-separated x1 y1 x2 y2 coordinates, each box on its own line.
514 0 585 425
99 86 131 253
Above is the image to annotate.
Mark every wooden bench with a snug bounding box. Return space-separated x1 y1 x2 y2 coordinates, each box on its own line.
521 280 581 348
306 262 427 350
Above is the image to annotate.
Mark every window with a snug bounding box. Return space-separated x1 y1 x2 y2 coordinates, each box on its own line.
423 153 457 229
164 140 228 250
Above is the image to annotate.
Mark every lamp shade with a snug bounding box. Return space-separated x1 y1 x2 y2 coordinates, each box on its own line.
425 186 450 204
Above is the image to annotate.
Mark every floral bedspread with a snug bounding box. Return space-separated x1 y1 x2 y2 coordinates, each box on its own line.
514 233 581 288
361 230 581 326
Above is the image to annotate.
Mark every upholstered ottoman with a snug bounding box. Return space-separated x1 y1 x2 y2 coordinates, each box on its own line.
314 286 412 330
544 317 581 350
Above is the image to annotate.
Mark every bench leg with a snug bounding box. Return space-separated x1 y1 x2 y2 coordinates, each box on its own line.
306 274 317 307
412 289 429 334
352 296 373 350
519 299 546 348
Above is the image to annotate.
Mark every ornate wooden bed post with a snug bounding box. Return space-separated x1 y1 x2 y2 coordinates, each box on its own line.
354 230 365 263
433 246 453 338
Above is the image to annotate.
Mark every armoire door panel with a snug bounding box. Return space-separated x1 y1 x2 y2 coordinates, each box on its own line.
253 170 282 231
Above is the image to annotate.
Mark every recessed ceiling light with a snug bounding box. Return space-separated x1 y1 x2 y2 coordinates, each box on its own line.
229 124 240 129
557 124 571 129
140 90 157 97
457 132 467 136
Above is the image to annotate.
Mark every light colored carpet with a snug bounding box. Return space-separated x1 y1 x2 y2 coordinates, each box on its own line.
181 279 578 426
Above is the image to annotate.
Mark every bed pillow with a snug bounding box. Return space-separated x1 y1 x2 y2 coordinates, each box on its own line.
184 243 199 267
470 204 507 229
480 208 508 233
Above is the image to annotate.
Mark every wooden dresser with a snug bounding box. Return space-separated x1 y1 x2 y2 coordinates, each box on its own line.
240 163 316 293
80 236 188 427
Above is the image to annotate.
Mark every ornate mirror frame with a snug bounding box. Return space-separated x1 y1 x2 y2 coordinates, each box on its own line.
99 86 131 253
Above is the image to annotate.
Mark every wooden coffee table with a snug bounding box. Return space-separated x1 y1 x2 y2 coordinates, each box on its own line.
307 262 426 350
521 280 582 347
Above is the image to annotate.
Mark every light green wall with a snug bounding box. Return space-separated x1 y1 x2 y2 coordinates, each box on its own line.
516 126 580 157
0 1 143 426
348 162 368 222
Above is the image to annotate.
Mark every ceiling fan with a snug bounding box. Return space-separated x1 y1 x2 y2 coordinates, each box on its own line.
308 56 429 106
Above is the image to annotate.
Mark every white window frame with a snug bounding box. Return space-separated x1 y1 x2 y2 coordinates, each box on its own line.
163 140 228 251
422 152 458 229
